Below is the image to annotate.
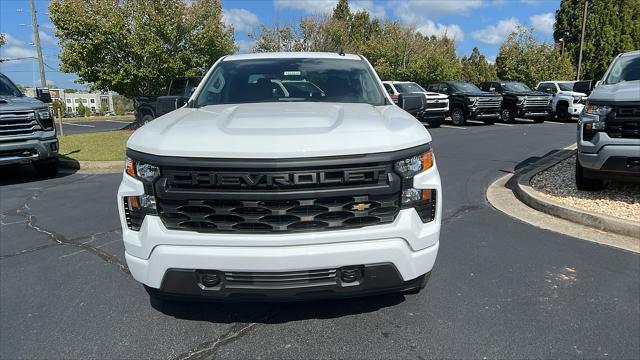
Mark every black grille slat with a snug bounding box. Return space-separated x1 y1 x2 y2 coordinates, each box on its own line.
224 269 338 288
606 105 640 139
0 112 41 137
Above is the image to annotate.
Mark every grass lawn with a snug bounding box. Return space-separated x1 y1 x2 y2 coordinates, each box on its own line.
59 130 132 161
61 114 135 123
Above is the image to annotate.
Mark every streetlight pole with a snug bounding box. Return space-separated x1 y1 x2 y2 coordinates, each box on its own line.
577 0 588 81
29 0 47 87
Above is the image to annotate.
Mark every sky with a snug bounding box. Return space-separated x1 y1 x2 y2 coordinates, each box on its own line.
0 0 560 90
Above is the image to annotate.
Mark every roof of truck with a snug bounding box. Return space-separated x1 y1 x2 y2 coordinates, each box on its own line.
223 52 362 61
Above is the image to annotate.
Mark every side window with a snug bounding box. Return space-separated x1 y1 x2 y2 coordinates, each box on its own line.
441 85 449 94
383 83 394 95
493 83 501 92
169 78 188 96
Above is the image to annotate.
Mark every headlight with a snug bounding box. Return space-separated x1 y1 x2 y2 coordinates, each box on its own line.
573 96 582 103
517 96 526 105
123 156 159 230
125 157 160 182
394 150 433 179
467 97 478 106
394 149 437 223
37 110 54 130
584 103 612 116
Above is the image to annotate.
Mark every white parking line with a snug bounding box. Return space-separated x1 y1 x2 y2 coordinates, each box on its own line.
545 121 568 125
104 120 132 124
440 125 467 130
63 122 95 127
494 122 514 127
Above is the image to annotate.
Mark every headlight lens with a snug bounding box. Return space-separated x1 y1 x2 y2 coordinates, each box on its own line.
517 96 526 105
123 156 159 231
468 97 478 105
37 110 54 130
125 157 160 181
394 150 433 179
584 103 612 116
38 110 51 119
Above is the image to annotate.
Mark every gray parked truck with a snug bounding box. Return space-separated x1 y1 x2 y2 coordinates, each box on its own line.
0 72 58 176
576 50 640 190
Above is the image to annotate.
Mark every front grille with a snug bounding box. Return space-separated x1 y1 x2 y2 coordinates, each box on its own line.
605 105 640 139
0 111 41 138
224 268 338 289
427 100 448 109
157 194 400 233
525 97 551 108
476 97 501 109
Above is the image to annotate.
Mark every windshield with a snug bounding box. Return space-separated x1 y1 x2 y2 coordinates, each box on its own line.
394 82 425 93
451 82 482 92
558 82 574 91
0 74 24 97
502 82 531 92
195 58 385 106
604 54 640 84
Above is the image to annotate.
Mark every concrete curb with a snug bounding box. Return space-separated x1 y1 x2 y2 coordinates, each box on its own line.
59 158 123 173
512 149 640 238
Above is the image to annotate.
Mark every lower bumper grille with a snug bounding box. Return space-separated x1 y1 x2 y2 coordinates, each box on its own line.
157 194 400 233
224 268 338 289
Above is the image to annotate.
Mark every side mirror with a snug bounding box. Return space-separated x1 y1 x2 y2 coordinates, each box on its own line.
397 93 425 115
35 88 52 103
594 80 601 88
543 88 554 95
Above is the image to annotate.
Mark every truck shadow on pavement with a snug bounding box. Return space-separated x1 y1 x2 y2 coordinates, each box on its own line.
150 293 406 324
0 163 77 186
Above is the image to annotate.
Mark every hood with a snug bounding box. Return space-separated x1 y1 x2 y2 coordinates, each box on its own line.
127 102 432 158
420 91 448 99
587 81 640 103
0 96 47 112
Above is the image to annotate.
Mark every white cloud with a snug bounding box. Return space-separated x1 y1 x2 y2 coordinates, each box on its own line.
235 39 255 54
350 0 386 18
36 31 57 46
223 8 260 34
273 0 337 14
416 21 464 42
0 45 36 59
1 32 24 46
486 55 496 64
530 12 554 35
393 0 483 20
471 17 521 44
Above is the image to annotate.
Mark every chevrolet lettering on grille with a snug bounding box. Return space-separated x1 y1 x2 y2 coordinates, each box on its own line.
167 168 388 189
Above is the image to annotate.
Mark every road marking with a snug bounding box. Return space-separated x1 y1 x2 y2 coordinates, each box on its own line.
545 121 568 125
494 122 514 127
63 122 95 127
104 120 132 124
440 125 467 130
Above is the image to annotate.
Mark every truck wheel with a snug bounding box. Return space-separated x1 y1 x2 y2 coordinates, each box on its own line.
557 104 571 122
575 155 604 191
451 108 466 126
501 106 514 123
141 114 154 124
34 157 59 177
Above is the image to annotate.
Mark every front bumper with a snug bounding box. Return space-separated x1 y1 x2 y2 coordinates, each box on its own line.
517 106 551 117
0 135 58 166
468 108 501 119
118 162 442 298
570 103 585 116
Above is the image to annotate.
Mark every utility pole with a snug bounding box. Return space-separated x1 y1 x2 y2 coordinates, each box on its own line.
29 0 47 87
577 0 588 81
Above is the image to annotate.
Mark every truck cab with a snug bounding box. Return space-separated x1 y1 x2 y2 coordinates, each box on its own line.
0 72 58 176
479 81 551 123
134 76 202 124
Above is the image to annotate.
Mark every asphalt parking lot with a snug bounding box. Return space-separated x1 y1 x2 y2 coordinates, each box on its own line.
1 119 638 359
54 119 133 135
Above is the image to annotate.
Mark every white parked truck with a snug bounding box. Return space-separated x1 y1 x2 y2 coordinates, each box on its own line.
117 52 442 301
536 80 588 121
382 81 449 127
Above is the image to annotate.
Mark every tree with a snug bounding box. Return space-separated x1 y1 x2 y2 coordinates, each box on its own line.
0 33 6 48
554 0 640 80
49 0 235 97
76 102 86 116
461 47 497 84
113 94 133 115
100 102 109 113
496 26 574 87
51 100 65 117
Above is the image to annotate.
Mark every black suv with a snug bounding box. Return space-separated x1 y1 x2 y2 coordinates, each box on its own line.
427 81 502 126
479 81 552 123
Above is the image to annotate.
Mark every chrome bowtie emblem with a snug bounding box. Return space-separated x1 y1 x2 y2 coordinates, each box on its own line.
352 203 371 211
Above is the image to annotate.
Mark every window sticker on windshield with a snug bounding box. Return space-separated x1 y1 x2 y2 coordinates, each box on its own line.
284 71 301 76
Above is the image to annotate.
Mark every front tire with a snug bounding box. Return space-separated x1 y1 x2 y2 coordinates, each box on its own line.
557 103 571 122
575 155 604 191
141 113 154 124
34 157 58 177
501 106 514 123
451 108 466 126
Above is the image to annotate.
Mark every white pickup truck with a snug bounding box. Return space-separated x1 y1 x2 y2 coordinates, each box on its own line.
117 52 442 301
382 81 450 127
536 81 588 121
